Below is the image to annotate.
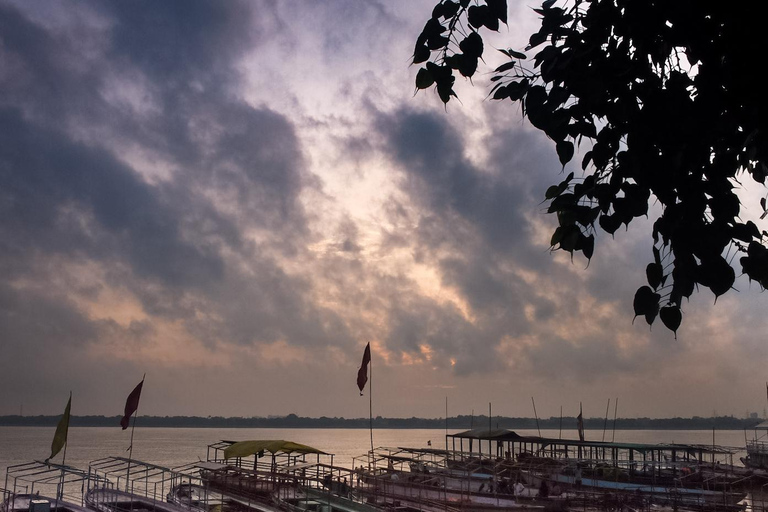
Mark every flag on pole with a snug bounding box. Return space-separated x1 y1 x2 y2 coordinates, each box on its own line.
577 403 585 441
48 393 71 462
120 377 144 429
357 343 371 396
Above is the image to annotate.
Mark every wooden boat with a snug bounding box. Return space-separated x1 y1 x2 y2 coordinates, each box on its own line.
198 465 276 500
277 487 382 512
442 429 748 511
166 483 282 512
2 461 106 512
352 432 750 512
85 457 219 512
85 488 189 512
200 440 337 505
744 421 768 470
1 494 91 512
348 451 554 512
166 483 225 512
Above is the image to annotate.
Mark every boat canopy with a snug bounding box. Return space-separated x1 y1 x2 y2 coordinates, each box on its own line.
223 440 327 459
753 420 768 430
450 428 525 440
446 429 737 454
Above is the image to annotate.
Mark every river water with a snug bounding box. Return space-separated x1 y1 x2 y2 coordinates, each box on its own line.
0 427 753 483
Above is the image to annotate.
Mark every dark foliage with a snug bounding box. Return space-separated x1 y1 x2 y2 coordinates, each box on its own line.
414 0 768 335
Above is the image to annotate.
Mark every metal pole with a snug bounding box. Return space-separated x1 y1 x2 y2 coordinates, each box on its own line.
559 406 562 439
56 392 72 507
58 442 68 504
602 398 610 442
531 397 541 437
611 398 618 442
126 374 146 492
444 397 449 507
445 396 448 452
369 354 374 454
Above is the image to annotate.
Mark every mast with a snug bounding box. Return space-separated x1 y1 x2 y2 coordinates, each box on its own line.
531 397 541 437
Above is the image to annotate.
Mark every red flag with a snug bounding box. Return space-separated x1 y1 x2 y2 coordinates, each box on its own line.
357 343 371 395
577 403 585 441
120 377 144 429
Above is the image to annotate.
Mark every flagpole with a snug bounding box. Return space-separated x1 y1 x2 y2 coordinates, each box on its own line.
126 374 145 492
57 392 72 506
369 357 374 455
445 397 448 453
58 430 68 501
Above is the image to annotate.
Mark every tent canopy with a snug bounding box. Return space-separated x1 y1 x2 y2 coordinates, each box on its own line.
223 440 327 459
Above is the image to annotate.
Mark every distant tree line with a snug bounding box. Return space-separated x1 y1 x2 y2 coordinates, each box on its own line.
0 413 762 430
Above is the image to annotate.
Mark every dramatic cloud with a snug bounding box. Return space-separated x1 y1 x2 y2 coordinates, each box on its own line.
0 0 766 420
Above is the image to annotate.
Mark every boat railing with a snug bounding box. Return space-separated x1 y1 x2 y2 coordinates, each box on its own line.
264 458 464 512
361 445 751 497
86 456 192 506
2 460 109 507
352 463 744 512
747 440 768 455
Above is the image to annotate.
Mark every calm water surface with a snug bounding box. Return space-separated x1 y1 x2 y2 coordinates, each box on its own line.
0 427 751 481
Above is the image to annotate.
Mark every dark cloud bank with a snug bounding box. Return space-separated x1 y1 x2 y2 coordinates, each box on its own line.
0 1 354 414
1 0 762 418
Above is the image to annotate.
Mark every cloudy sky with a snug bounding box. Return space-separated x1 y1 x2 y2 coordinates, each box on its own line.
1 0 767 421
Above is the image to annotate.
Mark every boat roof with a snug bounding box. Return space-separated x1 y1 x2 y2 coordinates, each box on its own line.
446 428 737 454
448 428 524 440
193 461 228 471
753 420 768 430
5 460 110 488
223 440 327 458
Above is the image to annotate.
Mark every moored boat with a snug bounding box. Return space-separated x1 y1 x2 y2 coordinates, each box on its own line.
349 430 750 512
166 482 282 512
1 494 91 512
86 487 189 512
2 461 106 512
744 421 768 470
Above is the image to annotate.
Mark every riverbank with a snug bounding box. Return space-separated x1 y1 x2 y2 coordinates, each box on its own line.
0 413 761 430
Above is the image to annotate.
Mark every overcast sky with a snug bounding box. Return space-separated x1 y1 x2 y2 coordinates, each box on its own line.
1 0 767 421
